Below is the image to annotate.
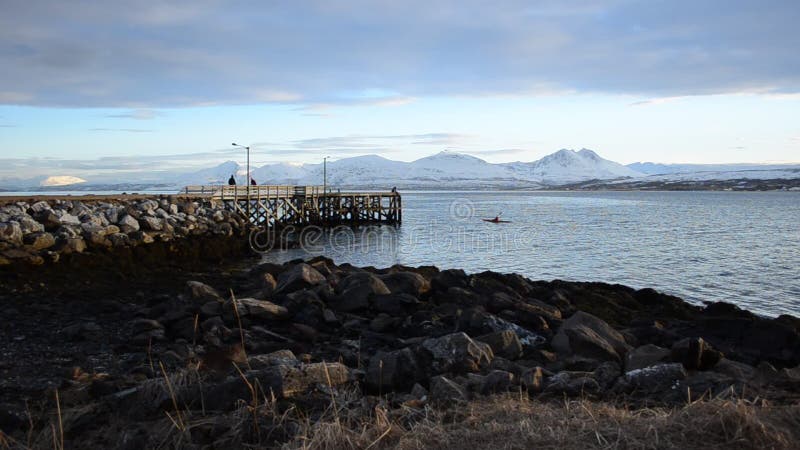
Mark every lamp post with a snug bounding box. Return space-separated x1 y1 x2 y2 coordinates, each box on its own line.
323 156 330 223
232 142 251 222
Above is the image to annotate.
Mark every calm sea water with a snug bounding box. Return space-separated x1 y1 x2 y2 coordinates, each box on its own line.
258 191 800 317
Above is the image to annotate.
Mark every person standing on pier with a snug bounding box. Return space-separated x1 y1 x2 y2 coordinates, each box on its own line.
228 174 236 185
250 177 257 186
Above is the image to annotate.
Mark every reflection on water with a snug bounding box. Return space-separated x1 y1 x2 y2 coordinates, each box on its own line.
258 191 800 317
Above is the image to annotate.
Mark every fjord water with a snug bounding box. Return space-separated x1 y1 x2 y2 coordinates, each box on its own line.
260 191 800 317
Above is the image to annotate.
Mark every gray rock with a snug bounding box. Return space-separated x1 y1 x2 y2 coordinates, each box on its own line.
480 370 514 394
23 232 55 250
520 367 545 393
140 216 163 231
0 222 22 245
544 371 601 396
117 214 140 233
236 298 289 320
625 344 671 372
59 214 81 226
17 216 44 234
186 281 223 302
275 263 326 294
107 233 130 247
29 201 51 214
623 363 687 393
552 311 631 362
248 350 299 369
420 332 494 374
429 375 469 403
378 271 430 296
366 347 425 392
476 330 524 360
670 337 723 371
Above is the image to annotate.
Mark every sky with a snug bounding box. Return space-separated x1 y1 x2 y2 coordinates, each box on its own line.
1 0 799 179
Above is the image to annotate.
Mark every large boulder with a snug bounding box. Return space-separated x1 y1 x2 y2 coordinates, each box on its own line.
204 362 350 410
378 271 430 296
275 263 326 294
429 375 469 404
620 363 687 394
186 281 223 303
331 272 390 312
0 222 22 245
420 332 494 374
476 330 523 360
139 216 163 231
117 214 140 233
235 298 289 320
23 232 55 250
625 344 671 372
366 347 426 392
670 337 723 371
552 311 631 362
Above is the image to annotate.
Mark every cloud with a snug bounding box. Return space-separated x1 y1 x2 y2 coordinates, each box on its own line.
2 0 798 107
104 109 161 120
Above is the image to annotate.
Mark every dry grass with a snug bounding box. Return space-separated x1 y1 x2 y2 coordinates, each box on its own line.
286 396 800 450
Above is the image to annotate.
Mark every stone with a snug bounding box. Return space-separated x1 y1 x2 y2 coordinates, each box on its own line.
543 371 601 397
370 314 398 333
131 318 164 334
379 271 430 296
429 375 469 403
140 216 163 231
107 233 130 247
29 201 51 214
431 268 469 291
17 216 44 234
565 325 622 362
477 330 524 360
670 337 723 371
458 309 546 349
420 332 494 374
552 311 631 362
59 214 81 226
275 263 326 294
480 370 514 395
372 293 421 316
65 238 87 253
23 232 55 250
236 298 289 320
247 362 349 399
520 367 545 393
118 214 140 233
186 281 223 302
366 347 425 392
623 363 687 394
0 222 22 244
200 301 223 317
625 344 671 372
248 350 299 369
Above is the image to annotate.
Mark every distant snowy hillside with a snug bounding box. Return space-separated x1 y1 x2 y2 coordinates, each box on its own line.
628 162 800 175
504 148 642 184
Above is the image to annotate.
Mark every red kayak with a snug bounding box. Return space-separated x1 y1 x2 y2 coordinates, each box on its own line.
482 218 511 223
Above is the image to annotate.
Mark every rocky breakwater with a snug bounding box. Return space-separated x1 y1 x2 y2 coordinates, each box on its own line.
0 196 248 267
4 258 799 448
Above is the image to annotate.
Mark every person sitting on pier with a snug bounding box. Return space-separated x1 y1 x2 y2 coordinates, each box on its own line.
228 175 236 186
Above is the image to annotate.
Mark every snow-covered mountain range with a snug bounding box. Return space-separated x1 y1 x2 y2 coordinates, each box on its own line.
2 148 799 191
182 148 640 189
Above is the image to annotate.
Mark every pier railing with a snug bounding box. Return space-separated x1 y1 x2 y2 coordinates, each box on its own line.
179 184 401 227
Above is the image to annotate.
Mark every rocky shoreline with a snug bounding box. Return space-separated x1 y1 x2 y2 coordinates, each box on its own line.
1 254 798 448
0 196 248 267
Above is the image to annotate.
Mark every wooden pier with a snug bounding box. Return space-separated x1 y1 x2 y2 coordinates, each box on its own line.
181 185 401 227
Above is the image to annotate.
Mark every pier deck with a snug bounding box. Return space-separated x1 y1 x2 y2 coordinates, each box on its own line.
181 185 401 227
